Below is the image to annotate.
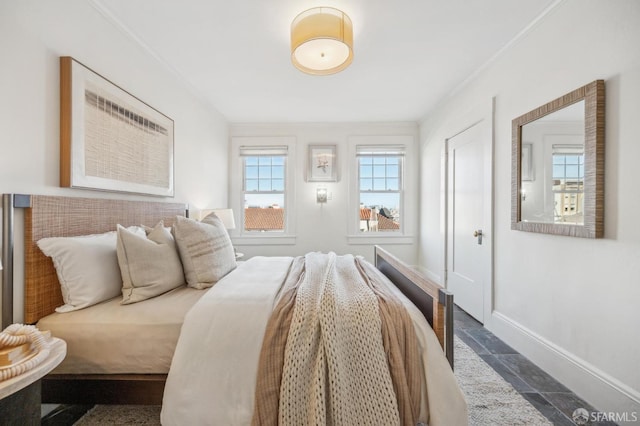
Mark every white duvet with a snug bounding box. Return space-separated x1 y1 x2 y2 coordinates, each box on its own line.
161 256 468 426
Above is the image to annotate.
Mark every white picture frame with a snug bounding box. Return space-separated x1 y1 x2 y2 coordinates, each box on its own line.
307 145 337 182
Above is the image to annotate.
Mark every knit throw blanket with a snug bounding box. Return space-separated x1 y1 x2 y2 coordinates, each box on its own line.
252 252 421 426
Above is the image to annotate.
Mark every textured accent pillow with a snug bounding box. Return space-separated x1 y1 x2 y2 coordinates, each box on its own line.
37 226 145 313
173 214 236 289
117 221 185 305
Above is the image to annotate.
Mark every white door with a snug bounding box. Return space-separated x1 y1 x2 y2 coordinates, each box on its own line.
446 121 488 323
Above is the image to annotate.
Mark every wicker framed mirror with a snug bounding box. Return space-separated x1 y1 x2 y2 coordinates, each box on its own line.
511 80 605 238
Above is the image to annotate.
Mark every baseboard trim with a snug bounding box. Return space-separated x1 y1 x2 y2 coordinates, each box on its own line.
487 310 640 417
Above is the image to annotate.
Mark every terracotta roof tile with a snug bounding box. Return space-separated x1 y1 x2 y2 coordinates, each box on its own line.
244 208 284 231
360 208 372 220
360 207 400 230
377 215 400 230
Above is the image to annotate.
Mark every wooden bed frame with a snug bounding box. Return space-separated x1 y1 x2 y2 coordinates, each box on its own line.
2 194 454 405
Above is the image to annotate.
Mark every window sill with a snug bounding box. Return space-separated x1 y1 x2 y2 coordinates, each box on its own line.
231 235 297 246
347 234 414 245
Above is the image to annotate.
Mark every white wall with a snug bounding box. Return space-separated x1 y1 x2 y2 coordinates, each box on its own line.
229 122 419 264
419 0 640 416
0 0 229 320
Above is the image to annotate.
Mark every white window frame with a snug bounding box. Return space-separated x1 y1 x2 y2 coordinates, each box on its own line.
230 136 296 245
347 135 415 245
357 145 404 233
551 144 585 223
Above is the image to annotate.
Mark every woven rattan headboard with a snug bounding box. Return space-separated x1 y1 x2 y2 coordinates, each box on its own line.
24 195 187 324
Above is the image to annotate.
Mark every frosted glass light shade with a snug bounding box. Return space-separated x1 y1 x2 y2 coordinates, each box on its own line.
291 7 353 75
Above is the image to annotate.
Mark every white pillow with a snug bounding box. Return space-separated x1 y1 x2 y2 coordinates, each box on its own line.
37 226 145 313
173 214 236 289
116 222 185 305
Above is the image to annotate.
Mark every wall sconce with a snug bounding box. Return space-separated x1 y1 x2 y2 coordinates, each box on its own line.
317 188 328 203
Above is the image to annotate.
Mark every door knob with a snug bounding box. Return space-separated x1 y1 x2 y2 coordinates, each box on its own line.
473 229 483 245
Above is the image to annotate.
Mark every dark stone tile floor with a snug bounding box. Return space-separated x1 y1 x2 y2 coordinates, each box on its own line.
454 305 618 426
41 404 92 425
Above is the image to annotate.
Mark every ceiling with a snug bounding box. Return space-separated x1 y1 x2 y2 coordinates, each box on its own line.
91 0 559 123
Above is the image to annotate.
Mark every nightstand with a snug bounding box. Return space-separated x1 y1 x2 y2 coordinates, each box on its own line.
0 338 66 425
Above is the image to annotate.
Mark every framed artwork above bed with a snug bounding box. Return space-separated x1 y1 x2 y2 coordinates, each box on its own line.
59 56 175 197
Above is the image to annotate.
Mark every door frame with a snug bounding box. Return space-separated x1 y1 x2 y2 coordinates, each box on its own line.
442 98 495 326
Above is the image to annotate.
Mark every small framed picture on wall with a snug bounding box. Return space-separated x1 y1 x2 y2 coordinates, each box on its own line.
307 145 338 182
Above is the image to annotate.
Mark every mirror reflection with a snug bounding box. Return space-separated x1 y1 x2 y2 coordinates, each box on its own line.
520 100 585 225
511 79 605 239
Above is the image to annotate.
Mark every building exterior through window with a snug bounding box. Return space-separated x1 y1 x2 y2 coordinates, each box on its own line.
552 145 584 224
357 145 404 232
241 146 287 232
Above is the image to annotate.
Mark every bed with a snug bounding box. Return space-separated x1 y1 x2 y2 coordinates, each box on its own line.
1 194 465 424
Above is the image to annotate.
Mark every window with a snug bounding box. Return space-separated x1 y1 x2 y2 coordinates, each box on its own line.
551 144 584 224
357 146 404 233
230 136 296 244
241 146 287 232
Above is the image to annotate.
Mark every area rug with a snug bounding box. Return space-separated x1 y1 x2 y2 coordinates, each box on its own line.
74 337 552 425
454 336 552 426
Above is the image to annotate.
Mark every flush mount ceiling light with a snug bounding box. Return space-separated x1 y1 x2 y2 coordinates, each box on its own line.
291 7 353 75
